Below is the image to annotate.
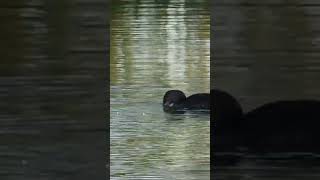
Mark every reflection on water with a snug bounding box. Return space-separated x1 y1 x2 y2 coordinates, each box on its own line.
214 154 320 179
111 0 210 179
213 0 320 179
0 1 107 179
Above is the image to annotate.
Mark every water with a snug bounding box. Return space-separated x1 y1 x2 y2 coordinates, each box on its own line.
213 1 320 179
110 0 210 179
0 1 107 179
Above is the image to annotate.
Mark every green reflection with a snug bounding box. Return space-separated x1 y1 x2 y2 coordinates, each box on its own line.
111 0 210 92
111 0 210 179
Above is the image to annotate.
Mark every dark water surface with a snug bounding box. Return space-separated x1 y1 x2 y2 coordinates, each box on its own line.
111 0 210 179
0 1 108 179
213 1 320 179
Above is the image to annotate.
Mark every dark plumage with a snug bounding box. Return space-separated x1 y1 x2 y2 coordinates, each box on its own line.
163 90 210 113
243 100 320 152
212 89 320 153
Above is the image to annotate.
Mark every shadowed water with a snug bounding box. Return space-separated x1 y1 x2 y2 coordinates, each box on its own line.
213 0 320 179
111 0 210 179
0 1 107 179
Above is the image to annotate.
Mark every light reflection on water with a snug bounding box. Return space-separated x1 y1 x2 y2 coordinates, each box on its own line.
111 0 210 179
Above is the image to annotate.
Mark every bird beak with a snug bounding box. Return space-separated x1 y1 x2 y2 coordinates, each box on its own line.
164 102 174 107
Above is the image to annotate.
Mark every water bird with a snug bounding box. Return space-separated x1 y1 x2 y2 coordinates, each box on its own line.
212 89 320 153
163 90 210 113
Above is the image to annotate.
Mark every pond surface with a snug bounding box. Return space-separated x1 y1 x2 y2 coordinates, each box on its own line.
0 1 107 179
110 0 210 179
213 1 320 179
